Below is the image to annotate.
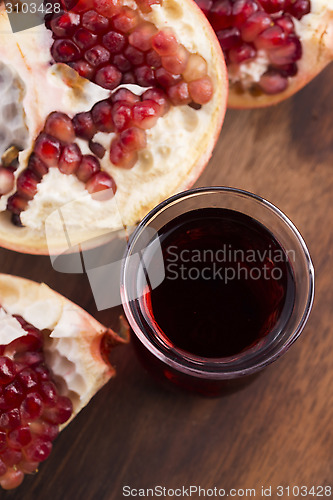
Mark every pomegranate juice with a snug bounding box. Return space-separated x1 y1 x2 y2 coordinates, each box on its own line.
139 208 296 359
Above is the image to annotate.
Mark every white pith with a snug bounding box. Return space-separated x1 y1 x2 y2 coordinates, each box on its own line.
0 0 227 254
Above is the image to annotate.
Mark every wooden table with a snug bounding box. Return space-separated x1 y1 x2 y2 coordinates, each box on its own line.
1 64 333 499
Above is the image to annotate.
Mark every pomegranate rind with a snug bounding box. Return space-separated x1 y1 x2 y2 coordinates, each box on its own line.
228 1 333 108
0 273 128 425
0 1 227 255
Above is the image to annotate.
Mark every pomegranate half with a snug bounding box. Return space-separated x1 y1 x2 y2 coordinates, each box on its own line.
195 0 333 107
0 0 227 255
0 273 128 489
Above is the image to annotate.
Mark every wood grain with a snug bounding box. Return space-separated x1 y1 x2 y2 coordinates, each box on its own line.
1 64 333 499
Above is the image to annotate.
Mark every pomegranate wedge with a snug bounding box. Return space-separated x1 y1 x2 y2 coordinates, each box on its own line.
0 273 128 490
195 0 333 107
0 0 227 254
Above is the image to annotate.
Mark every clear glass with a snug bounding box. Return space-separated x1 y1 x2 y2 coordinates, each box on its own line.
121 187 314 394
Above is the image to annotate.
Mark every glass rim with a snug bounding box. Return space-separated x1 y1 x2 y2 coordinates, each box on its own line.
121 186 315 379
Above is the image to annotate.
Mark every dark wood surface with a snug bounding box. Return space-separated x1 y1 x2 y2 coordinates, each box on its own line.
1 64 333 499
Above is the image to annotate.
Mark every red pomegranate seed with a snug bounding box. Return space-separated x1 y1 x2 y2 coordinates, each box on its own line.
28 154 49 178
167 81 191 106
120 127 147 152
50 12 80 37
82 10 109 34
45 112 75 143
94 65 122 89
84 45 110 67
136 0 161 13
86 171 117 200
34 133 62 168
113 53 132 71
209 0 232 31
0 432 5 452
161 45 189 75
275 15 295 34
258 0 287 14
0 448 22 467
142 88 170 115
217 27 241 51
6 194 28 215
35 365 49 382
255 25 286 50
0 409 20 431
17 368 38 391
103 31 127 53
39 381 58 406
111 88 140 104
155 67 181 88
70 60 95 80
89 140 106 158
259 69 288 94
152 28 178 56
276 62 297 77
25 438 52 462
183 53 208 82
16 170 39 200
229 43 256 63
188 76 214 104
112 7 140 33
17 459 39 474
195 0 213 17
76 155 101 182
0 358 16 384
91 100 115 132
20 392 43 421
65 0 94 13
146 49 162 68
59 143 82 175
0 167 14 195
15 351 44 367
0 457 6 476
287 0 311 20
73 28 98 50
29 421 59 441
0 469 24 490
112 102 133 131
43 396 73 425
132 100 160 129
269 35 302 65
232 0 258 28
7 426 32 449
110 138 138 169
134 66 156 86
124 45 145 66
51 39 80 63
129 22 157 52
72 112 97 140
240 12 272 43
94 0 121 18
3 381 24 409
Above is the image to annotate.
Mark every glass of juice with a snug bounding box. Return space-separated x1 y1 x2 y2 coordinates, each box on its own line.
121 187 314 395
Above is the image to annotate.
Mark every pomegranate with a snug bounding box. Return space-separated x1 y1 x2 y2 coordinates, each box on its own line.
0 0 227 254
194 0 333 107
0 273 128 489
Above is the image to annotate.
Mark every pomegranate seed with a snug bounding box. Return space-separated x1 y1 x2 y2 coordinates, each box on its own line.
152 28 178 56
82 10 109 34
17 459 39 474
30 421 59 441
232 0 258 28
0 469 24 490
240 12 272 43
124 45 145 66
259 0 287 14
95 65 122 89
64 0 94 13
217 27 241 51
91 100 115 132
84 45 110 67
74 28 98 50
0 458 6 476
39 381 58 406
275 15 295 34
195 0 213 17
0 432 6 452
17 368 38 391
0 358 16 384
35 365 50 381
94 0 121 18
136 0 161 13
112 102 133 131
111 88 140 104
113 53 132 71
269 35 302 65
43 396 73 425
34 133 62 168
7 426 32 448
259 69 288 94
7 194 28 215
70 60 95 80
112 7 140 33
209 0 232 31
51 39 80 63
28 154 49 178
183 53 208 82
0 409 20 431
129 22 157 52
110 138 138 169
120 127 147 152
73 112 96 140
15 351 43 367
167 81 191 106
276 62 297 77
142 88 170 115
89 140 106 159
188 76 214 104
20 392 43 421
16 170 39 200
0 448 22 467
229 43 256 63
45 112 75 143
25 438 52 462
0 167 14 195
155 67 181 88
161 45 189 74
132 100 160 129
86 171 117 200
134 66 156 86
255 25 286 50
50 12 80 37
146 49 162 68
103 31 126 53
287 0 311 20
3 381 24 409
76 155 101 182
59 143 82 175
